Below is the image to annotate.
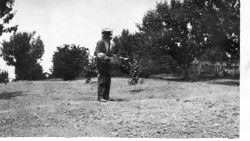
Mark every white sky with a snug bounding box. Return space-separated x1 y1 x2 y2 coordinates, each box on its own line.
0 0 161 78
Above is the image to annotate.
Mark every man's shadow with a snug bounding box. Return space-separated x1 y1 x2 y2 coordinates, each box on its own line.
111 98 130 102
0 91 26 100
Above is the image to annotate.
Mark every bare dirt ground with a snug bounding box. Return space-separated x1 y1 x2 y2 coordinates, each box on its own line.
0 78 239 138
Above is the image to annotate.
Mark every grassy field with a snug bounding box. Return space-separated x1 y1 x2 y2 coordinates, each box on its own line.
0 77 239 138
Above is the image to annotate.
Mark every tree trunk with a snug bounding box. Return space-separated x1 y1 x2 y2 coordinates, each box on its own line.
182 64 189 79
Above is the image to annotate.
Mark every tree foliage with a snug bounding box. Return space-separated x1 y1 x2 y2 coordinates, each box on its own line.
114 28 179 78
137 0 240 77
127 59 143 85
52 44 89 81
0 0 18 37
112 30 144 85
1 32 45 80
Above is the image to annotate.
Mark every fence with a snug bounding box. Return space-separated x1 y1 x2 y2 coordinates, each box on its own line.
190 61 240 78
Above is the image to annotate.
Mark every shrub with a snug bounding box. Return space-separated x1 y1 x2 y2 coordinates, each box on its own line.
52 44 89 81
126 59 144 86
0 70 9 84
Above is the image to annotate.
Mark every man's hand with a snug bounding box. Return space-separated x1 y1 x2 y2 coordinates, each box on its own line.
123 57 129 61
97 53 111 62
104 56 111 62
97 53 107 59
119 56 129 61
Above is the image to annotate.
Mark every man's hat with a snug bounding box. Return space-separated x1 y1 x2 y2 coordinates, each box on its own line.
102 27 113 35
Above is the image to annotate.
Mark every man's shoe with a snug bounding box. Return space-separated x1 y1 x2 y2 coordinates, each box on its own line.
98 98 107 102
106 98 115 101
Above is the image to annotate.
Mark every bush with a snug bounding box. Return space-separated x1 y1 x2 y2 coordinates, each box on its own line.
52 44 89 81
0 70 9 84
127 59 143 85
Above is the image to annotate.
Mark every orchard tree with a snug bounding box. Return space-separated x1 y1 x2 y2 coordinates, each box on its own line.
52 44 89 81
0 0 18 37
137 0 204 77
1 32 45 80
137 0 240 78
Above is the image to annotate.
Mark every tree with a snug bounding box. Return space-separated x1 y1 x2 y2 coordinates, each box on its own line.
1 32 45 80
204 0 240 62
0 69 8 84
137 0 240 78
0 0 18 37
52 44 89 80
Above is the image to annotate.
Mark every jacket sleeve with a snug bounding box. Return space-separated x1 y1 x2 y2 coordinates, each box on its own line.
94 40 102 57
94 40 109 59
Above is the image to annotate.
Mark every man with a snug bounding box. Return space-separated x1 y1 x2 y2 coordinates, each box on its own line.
94 28 127 102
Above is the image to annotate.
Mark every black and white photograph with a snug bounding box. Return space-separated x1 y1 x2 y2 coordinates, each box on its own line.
0 0 247 140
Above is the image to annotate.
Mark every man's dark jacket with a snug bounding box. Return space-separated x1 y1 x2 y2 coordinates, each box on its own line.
94 39 112 73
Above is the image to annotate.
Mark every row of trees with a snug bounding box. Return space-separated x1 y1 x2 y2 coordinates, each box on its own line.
1 32 95 81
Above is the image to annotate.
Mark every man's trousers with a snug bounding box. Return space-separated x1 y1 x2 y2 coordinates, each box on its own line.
97 72 111 100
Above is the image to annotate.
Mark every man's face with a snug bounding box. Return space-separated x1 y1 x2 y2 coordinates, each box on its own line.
103 33 113 41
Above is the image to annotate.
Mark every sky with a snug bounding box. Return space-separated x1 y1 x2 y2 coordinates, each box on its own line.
0 0 161 78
